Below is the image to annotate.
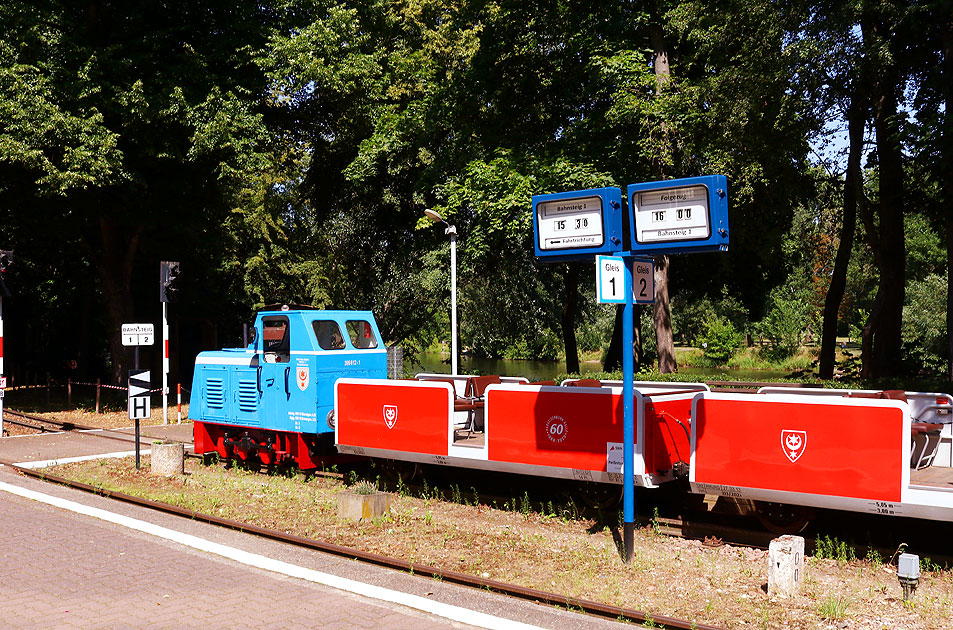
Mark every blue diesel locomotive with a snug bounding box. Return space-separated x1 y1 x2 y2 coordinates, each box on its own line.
190 306 387 468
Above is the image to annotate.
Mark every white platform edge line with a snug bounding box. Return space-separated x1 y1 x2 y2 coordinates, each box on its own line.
0 480 543 630
14 450 152 469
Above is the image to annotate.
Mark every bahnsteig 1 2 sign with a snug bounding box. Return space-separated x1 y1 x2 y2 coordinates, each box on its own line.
532 187 624 262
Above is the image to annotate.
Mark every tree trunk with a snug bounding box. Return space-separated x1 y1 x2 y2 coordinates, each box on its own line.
561 263 580 374
603 305 625 372
603 304 642 373
649 21 677 374
94 216 142 385
819 93 866 379
940 8 953 381
654 255 676 373
859 12 906 378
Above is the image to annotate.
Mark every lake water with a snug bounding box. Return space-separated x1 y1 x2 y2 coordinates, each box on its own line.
411 352 570 381
410 352 794 383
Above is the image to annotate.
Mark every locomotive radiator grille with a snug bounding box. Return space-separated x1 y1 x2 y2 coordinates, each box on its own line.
238 380 258 413
205 378 226 409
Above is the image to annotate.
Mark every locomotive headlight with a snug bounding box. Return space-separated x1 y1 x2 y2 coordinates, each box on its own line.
327 409 336 429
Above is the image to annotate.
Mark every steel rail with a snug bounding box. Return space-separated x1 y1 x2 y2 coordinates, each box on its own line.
2 409 90 432
3 408 189 449
7 462 723 630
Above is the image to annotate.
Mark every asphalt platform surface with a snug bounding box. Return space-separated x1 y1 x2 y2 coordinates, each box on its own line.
0 421 622 630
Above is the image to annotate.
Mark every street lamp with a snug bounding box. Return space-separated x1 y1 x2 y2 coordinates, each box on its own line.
424 209 458 375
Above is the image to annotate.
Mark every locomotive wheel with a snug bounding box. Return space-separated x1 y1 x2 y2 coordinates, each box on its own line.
576 482 623 510
754 501 814 534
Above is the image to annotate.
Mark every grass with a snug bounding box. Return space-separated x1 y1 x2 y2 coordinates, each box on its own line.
817 593 851 621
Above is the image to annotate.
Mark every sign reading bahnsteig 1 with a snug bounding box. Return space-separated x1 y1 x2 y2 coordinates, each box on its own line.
532 187 624 262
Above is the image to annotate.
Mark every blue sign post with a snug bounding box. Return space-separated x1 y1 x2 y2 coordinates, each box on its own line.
533 176 728 563
620 256 636 561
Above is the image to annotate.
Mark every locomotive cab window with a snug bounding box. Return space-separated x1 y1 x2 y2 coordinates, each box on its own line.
261 316 290 362
346 320 379 349
314 320 346 350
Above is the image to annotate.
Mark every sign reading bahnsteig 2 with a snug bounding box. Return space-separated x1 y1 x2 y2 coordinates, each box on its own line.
626 174 729 256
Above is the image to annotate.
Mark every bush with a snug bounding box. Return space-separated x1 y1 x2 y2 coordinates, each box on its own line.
700 316 744 364
756 290 811 360
901 273 947 375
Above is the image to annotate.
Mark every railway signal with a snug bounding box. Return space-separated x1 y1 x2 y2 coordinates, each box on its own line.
0 249 12 296
159 260 181 303
533 175 730 565
159 261 181 425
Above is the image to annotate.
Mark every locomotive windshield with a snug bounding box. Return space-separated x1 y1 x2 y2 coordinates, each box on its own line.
261 316 290 362
346 320 379 349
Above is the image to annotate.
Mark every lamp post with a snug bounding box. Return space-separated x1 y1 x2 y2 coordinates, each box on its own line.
424 210 458 375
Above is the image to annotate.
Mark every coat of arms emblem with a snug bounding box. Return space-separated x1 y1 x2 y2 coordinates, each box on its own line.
296 366 309 391
781 429 807 463
383 405 398 429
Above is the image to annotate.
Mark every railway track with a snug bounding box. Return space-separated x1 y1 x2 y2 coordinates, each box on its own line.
1 409 94 433
5 449 953 628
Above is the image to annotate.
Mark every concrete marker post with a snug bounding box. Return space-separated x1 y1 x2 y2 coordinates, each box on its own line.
768 535 804 597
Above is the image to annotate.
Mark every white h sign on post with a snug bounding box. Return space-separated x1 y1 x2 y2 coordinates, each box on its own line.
128 370 151 420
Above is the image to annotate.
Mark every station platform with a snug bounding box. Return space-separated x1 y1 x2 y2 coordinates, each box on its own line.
0 427 622 630
0 422 194 467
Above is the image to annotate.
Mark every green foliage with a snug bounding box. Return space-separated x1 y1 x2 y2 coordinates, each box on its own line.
814 535 856 563
905 214 945 282
699 317 744 364
674 288 749 347
755 285 813 361
817 593 850 622
1 0 950 385
351 480 378 495
902 274 948 375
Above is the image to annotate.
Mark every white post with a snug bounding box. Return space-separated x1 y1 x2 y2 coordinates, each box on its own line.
162 301 169 424
448 224 458 376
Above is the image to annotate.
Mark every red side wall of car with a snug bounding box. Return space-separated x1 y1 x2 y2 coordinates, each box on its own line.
692 395 905 502
336 380 451 455
485 386 631 472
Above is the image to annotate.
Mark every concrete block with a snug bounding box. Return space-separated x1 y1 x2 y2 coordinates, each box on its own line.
337 491 391 522
150 442 184 476
768 535 804 597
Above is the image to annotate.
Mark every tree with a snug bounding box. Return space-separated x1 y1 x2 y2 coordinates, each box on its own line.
0 1 277 383
908 0 953 379
857 1 908 378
